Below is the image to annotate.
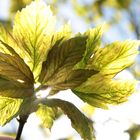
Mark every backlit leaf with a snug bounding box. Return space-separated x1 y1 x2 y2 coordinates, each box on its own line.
0 77 33 98
36 104 57 129
39 24 74 86
39 35 97 92
0 40 34 85
75 25 104 69
0 41 34 98
82 104 95 117
0 24 24 58
51 23 72 47
73 74 137 109
41 98 94 140
13 0 56 78
0 96 23 126
86 41 140 76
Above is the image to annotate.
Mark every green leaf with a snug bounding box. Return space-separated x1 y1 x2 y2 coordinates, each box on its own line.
13 0 56 79
51 23 72 46
82 104 95 117
39 34 97 92
0 78 33 98
0 40 34 98
73 40 139 108
73 74 137 109
75 25 104 69
41 98 94 140
86 40 140 76
0 23 34 98
0 40 34 84
0 96 23 126
38 24 75 86
36 104 57 129
0 24 25 59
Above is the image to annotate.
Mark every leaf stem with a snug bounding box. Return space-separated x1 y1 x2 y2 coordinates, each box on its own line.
15 115 29 140
35 85 48 93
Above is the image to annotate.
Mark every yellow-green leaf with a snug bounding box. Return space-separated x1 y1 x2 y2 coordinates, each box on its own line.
82 104 95 117
0 96 23 126
39 35 97 92
13 0 56 78
87 40 140 76
0 40 34 85
0 41 34 98
42 99 94 140
75 25 104 69
73 74 137 109
0 24 23 58
0 77 33 98
51 23 72 47
36 104 57 129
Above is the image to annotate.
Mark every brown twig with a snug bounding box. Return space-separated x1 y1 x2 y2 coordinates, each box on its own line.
15 115 29 140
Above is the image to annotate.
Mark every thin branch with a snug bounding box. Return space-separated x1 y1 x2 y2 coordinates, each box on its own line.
128 9 140 39
15 115 29 140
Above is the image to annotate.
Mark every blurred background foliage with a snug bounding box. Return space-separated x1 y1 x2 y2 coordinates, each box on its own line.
1 0 140 140
7 0 140 38
3 0 140 38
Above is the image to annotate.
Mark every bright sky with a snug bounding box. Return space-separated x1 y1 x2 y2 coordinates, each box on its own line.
0 0 140 140
0 0 9 19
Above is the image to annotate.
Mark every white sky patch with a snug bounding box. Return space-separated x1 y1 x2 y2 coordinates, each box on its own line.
93 92 140 140
0 0 10 19
36 87 51 98
23 113 48 140
50 115 81 140
115 69 134 80
49 89 84 109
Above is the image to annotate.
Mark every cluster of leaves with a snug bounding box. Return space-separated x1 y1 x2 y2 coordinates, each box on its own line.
0 0 139 139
